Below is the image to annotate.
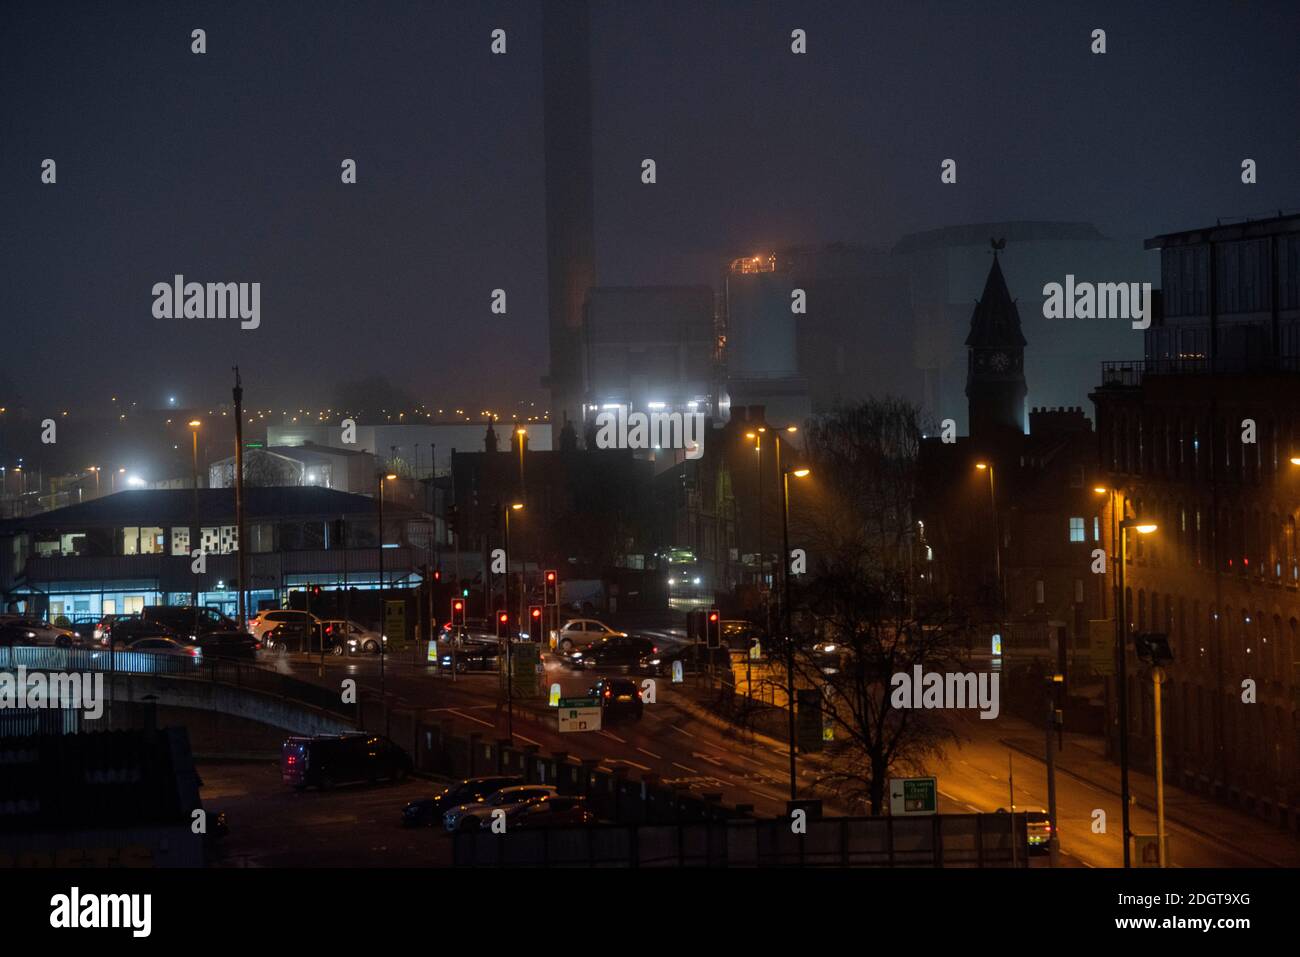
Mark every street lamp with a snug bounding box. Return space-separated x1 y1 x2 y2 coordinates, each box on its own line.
974 461 1003 651
745 431 765 604
189 420 202 610
781 462 811 801
1116 512 1157 867
377 472 398 697
503 502 524 742
1134 632 1174 867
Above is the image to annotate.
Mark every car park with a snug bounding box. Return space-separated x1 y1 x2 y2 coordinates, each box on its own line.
442 784 557 833
587 677 644 722
551 618 626 653
484 795 595 830
401 775 524 827
281 733 412 789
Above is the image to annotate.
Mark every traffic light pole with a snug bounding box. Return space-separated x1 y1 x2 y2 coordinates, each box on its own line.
781 466 796 802
503 505 513 743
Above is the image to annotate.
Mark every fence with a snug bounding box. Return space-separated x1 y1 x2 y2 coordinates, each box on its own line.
453 813 1030 867
0 645 352 720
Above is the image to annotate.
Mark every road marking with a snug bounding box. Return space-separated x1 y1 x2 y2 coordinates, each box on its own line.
938 789 981 813
670 725 696 738
445 709 495 729
636 747 663 759
515 733 543 747
599 730 627 743
693 752 725 767
672 762 699 774
615 758 652 771
735 754 764 767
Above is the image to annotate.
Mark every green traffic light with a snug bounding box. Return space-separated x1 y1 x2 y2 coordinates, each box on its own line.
462 588 469 597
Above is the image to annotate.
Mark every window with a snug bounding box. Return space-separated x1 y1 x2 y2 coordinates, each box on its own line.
124 595 144 614
1093 517 1101 542
1035 581 1045 605
1069 517 1086 542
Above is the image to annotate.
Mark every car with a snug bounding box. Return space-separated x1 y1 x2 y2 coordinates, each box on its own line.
565 634 659 670
196 631 260 661
92 613 133 646
811 640 845 673
1024 809 1053 855
339 620 385 655
484 795 595 830
588 677 644 721
126 636 203 659
551 618 626 653
141 605 239 641
0 621 40 647
0 616 77 647
247 609 321 643
443 784 558 833
264 619 330 655
401 775 525 827
281 733 412 789
69 618 102 645
438 639 499 673
441 617 494 641
108 615 177 648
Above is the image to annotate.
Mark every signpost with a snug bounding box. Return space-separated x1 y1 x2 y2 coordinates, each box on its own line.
888 776 938 816
384 600 405 643
557 697 601 733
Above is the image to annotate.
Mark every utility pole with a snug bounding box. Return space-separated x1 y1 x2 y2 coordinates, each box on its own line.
233 367 247 631
1045 676 1061 867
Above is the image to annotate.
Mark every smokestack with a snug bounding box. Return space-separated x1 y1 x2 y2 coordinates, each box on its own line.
542 0 596 434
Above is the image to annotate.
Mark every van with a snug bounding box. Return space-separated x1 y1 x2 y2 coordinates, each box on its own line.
281 733 412 790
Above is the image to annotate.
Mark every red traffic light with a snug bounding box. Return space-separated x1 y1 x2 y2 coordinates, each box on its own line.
453 600 464 611
530 607 542 619
545 571 556 582
433 569 441 582
709 611 719 622
498 612 508 623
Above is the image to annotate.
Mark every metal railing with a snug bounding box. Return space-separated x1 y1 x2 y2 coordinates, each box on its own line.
0 645 352 719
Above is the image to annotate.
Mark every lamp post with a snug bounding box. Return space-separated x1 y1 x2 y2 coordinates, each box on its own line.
781 462 810 801
377 472 397 699
89 467 100 495
974 461 1003 646
189 420 202 613
503 502 524 742
1116 514 1157 867
745 430 765 613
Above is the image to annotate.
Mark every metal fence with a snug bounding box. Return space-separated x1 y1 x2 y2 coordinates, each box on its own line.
0 646 352 719
453 813 1029 868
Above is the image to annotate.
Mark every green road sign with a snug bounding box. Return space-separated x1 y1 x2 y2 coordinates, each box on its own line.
558 697 599 709
889 776 937 815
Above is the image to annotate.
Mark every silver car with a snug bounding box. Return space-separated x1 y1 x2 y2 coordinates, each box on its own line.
442 784 557 833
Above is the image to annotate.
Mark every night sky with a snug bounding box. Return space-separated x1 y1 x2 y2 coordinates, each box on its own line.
3 0 1297 416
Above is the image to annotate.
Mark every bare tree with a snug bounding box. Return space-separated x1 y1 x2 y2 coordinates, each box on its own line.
792 398 973 814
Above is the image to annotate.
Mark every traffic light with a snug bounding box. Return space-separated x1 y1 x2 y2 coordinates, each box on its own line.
311 584 322 598
450 598 466 628
543 569 558 605
446 504 461 539
705 609 721 649
528 605 542 632
496 610 510 639
433 568 441 582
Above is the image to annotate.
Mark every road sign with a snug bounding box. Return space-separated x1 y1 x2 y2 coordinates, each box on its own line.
558 705 602 733
1133 834 1169 867
511 641 540 697
889 777 937 816
558 697 599 708
384 600 405 640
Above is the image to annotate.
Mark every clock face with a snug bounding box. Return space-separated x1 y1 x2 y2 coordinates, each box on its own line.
990 351 1009 372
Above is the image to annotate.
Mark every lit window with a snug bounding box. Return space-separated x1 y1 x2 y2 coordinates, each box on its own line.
1069 517 1086 542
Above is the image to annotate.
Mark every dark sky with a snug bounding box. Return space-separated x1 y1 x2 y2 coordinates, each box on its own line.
3 0 1297 418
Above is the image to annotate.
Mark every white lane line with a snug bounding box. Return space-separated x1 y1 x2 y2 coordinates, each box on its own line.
938 789 981 813
672 762 699 774
735 754 765 767
637 747 663 759
599 730 627 744
446 709 495 728
515 733 543 747
615 758 652 771
693 752 725 767
670 725 696 738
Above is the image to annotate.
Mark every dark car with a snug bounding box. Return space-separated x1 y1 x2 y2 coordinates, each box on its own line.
588 677 644 722
196 631 260 661
493 795 596 830
438 639 500 673
109 615 177 648
565 634 659 671
264 619 336 655
401 775 524 827
281 733 412 789
141 605 238 641
0 621 39 646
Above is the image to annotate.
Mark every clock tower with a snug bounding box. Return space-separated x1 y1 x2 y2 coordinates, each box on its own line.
965 245 1027 437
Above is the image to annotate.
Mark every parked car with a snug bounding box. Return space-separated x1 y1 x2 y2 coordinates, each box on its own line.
438 639 500 673
0 616 76 647
141 605 238 641
443 784 557 833
340 621 385 655
69 618 101 645
0 621 40 646
264 619 330 655
195 631 260 661
488 795 595 830
248 609 321 643
126 636 203 659
565 634 658 670
588 677 644 722
401 775 524 827
93 613 133 646
551 618 626 653
281 733 412 789
109 615 177 648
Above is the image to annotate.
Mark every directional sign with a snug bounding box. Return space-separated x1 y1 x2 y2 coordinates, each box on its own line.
558 697 599 709
889 776 937 816
558 705 602 733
